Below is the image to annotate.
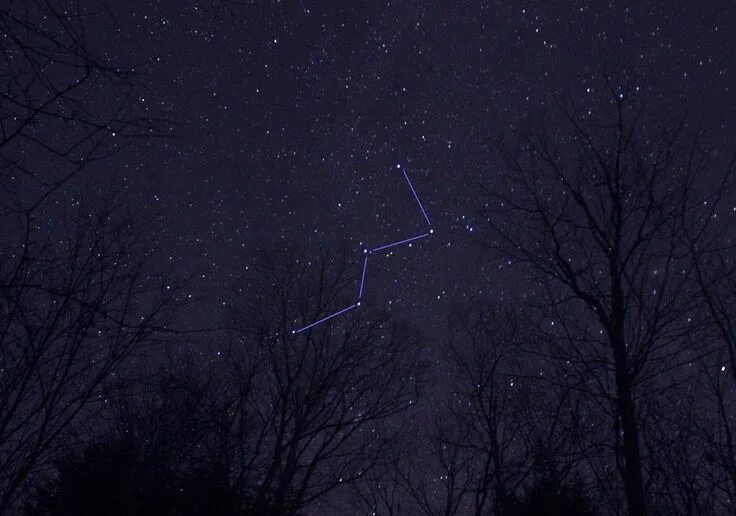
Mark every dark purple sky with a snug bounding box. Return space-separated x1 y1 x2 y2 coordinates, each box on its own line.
88 1 735 339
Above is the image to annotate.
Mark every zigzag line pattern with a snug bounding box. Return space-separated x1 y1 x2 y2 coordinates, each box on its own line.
293 168 433 334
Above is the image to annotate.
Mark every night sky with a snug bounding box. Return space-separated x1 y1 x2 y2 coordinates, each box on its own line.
91 0 734 340
5 0 736 513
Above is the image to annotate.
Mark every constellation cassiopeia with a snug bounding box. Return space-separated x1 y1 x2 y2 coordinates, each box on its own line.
293 167 433 334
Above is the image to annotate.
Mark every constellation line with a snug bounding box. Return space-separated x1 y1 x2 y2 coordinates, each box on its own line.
293 168 433 333
403 169 432 226
371 232 430 253
359 256 368 298
294 303 357 333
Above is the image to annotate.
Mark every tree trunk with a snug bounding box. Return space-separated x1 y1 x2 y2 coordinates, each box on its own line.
611 325 647 516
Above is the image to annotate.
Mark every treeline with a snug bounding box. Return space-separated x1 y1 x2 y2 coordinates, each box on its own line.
2 3 736 515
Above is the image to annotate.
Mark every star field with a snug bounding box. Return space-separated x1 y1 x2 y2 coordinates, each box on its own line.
5 1 736 514
89 2 735 340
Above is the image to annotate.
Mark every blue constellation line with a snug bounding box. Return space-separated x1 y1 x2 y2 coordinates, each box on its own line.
293 168 433 334
371 232 430 253
403 169 432 226
359 256 368 298
294 303 358 334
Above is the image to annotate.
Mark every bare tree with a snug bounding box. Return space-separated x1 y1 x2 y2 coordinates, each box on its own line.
635 359 716 515
402 301 587 516
442 302 532 516
400 412 478 516
0 1 168 215
0 192 180 511
481 70 728 515
0 3 175 510
23 350 242 516
685 161 736 385
221 247 424 515
23 245 423 515
348 438 413 516
687 180 736 509
702 357 736 513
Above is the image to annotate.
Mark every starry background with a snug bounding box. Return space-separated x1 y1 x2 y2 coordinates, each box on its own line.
83 1 735 352
2 1 734 513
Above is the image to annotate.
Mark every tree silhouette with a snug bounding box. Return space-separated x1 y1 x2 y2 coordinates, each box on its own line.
509 475 595 516
0 3 175 510
481 69 731 515
222 247 424 515
503 448 595 516
0 193 181 512
24 437 240 516
399 300 589 516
